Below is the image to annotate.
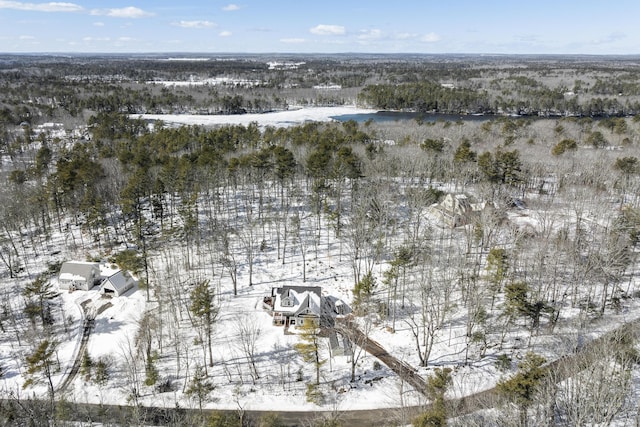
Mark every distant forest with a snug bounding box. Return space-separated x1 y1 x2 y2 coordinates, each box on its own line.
2 54 640 127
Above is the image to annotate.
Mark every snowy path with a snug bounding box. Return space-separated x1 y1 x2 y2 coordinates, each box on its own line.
335 316 640 420
336 316 428 396
56 299 112 394
56 318 93 394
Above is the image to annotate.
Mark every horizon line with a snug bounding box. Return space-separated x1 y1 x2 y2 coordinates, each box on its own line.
2 51 640 57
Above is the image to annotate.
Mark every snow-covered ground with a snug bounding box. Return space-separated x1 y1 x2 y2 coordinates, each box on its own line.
0 232 425 412
6 193 640 418
4 110 640 424
134 106 377 128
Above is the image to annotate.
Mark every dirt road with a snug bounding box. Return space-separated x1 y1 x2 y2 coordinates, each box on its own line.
56 318 94 393
56 299 111 394
335 316 428 397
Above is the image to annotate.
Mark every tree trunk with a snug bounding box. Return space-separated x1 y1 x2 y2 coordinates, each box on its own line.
207 323 214 367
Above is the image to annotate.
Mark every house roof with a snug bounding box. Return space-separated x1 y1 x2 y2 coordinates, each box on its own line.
440 193 472 215
59 261 99 281
273 285 321 298
293 293 321 317
103 270 135 293
272 286 322 316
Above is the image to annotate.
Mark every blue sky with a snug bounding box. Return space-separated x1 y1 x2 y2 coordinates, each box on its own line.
1 0 639 54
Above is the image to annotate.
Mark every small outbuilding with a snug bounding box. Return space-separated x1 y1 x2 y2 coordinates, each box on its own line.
100 270 136 297
328 330 353 358
58 261 101 291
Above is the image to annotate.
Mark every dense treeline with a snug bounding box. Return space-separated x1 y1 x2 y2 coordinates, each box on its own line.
359 79 640 117
358 81 489 113
2 113 377 253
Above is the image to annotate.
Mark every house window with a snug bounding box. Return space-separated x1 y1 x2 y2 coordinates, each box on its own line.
282 297 293 307
299 319 304 325
290 319 296 325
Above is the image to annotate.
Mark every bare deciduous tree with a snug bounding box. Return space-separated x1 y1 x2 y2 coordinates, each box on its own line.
234 314 262 383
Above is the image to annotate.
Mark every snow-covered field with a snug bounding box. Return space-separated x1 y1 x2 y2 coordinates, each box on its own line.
134 106 377 128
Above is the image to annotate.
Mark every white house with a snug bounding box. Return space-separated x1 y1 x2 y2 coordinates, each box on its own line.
100 270 136 297
270 286 323 327
58 261 101 291
430 193 494 228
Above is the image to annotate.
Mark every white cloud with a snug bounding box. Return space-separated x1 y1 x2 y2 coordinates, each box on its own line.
219 31 232 37
280 38 306 44
118 36 134 42
19 35 35 40
93 21 104 27
591 32 625 45
395 32 417 40
173 20 215 29
91 6 153 18
357 29 382 41
310 24 346 36
420 32 440 43
83 36 111 42
0 1 82 12
222 3 240 11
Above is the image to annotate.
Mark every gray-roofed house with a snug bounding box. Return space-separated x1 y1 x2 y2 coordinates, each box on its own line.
100 270 136 297
58 261 101 291
430 193 494 228
271 285 323 328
